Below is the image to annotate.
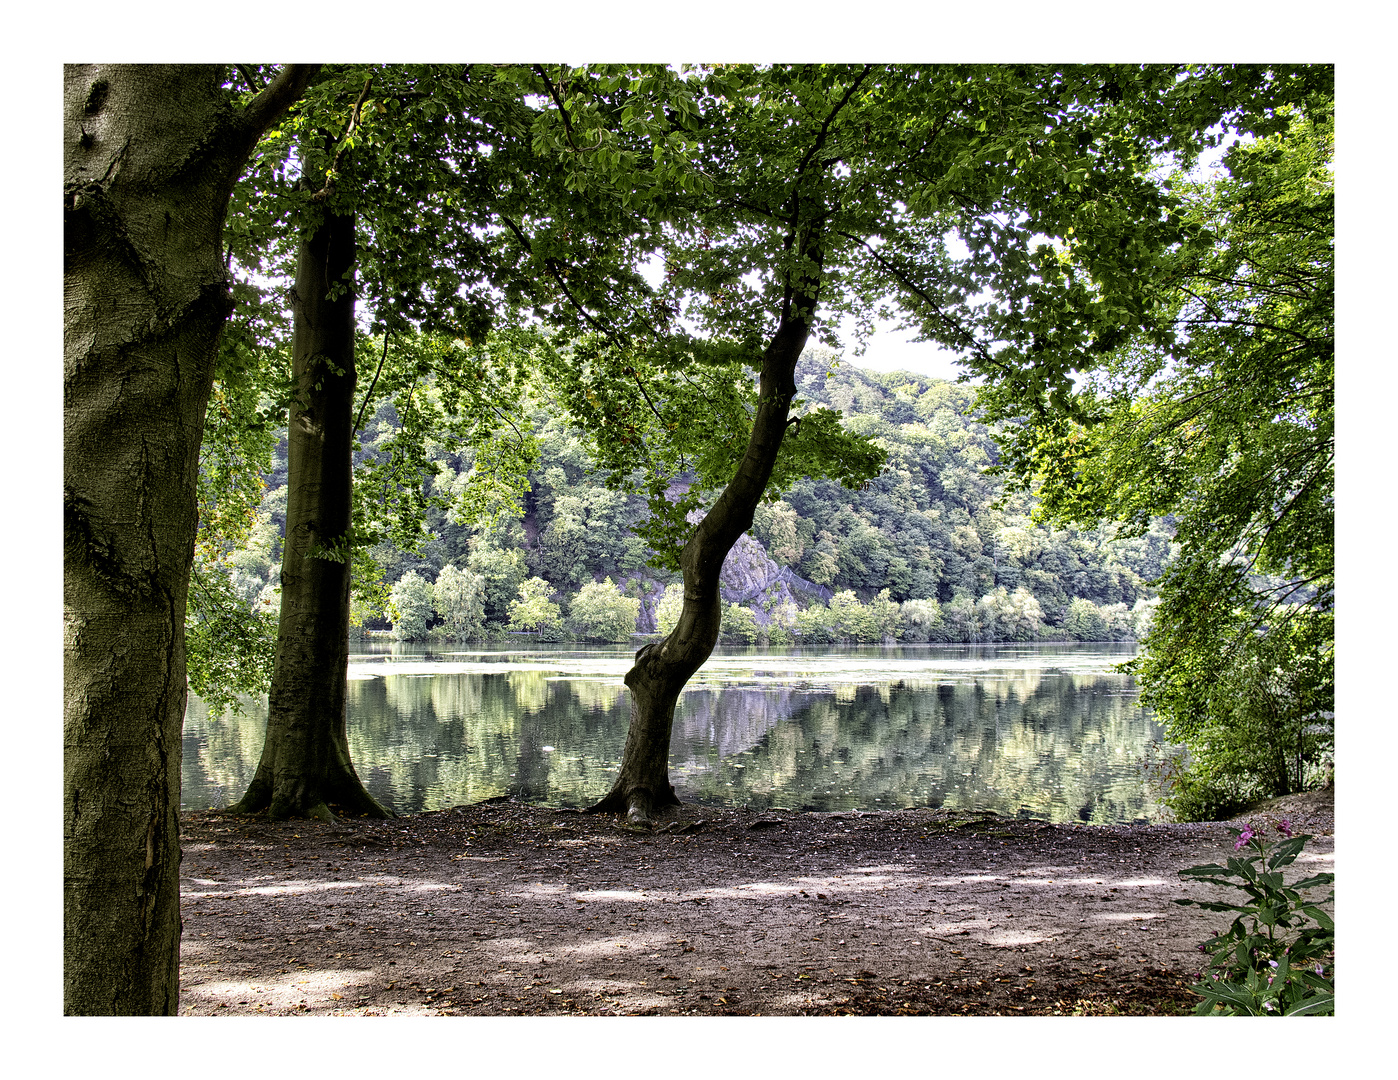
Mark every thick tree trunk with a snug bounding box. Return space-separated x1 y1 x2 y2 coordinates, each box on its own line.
592 277 820 824
229 205 392 822
63 63 316 1014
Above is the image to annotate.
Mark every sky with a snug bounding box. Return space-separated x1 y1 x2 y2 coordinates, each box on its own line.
835 319 971 382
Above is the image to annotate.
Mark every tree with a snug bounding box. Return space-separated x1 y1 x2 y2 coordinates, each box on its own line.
979 96 1333 817
388 570 436 640
226 188 395 818
567 578 641 642
64 63 317 1015
508 576 563 635
226 67 542 819
535 64 1296 822
434 563 487 639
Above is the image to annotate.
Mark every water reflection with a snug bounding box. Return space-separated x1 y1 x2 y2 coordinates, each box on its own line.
182 642 1167 823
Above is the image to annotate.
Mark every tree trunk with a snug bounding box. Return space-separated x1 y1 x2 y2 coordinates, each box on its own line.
229 204 392 822
591 267 821 824
63 63 316 1014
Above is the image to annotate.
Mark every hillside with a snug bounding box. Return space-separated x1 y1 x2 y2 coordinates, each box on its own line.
216 347 1175 644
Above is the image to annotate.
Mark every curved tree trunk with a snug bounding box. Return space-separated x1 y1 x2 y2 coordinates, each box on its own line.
591 262 821 824
63 63 316 1014
229 204 392 822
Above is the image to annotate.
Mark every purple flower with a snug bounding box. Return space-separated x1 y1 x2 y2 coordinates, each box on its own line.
1277 819 1293 838
1315 964 1324 976
1262 1001 1275 1011
1269 960 1278 969
1234 825 1256 850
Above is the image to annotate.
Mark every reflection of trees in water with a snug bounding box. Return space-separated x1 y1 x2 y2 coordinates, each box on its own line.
181 696 271 809
507 670 549 713
184 656 1166 822
510 680 629 805
682 677 1165 821
672 687 816 761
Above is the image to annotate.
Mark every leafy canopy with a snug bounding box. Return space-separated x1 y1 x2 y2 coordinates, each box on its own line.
978 97 1334 816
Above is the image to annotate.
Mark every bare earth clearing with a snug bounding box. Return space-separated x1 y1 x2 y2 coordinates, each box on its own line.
178 788 1333 1016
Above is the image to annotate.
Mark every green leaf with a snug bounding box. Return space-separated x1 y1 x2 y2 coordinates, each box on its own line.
1284 995 1334 1016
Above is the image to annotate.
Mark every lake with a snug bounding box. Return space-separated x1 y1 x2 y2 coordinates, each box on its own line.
182 642 1169 823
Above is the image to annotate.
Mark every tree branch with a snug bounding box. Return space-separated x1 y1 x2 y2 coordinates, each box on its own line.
354 330 392 436
235 64 321 155
835 227 1001 375
310 75 375 204
236 65 265 93
499 214 617 342
791 67 871 186
534 64 584 152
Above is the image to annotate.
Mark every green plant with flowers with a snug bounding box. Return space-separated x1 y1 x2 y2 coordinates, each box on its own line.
1176 819 1334 1015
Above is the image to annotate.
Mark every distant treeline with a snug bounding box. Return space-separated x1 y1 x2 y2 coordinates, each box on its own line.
220 349 1174 644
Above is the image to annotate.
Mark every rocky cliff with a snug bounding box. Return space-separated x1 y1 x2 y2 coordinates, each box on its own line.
719 532 832 625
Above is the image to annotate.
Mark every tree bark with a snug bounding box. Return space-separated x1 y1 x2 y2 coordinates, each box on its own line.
63 63 316 1015
228 204 393 822
591 250 822 824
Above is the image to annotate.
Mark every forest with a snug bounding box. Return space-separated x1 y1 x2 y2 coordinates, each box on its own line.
64 63 1332 1017
201 345 1174 657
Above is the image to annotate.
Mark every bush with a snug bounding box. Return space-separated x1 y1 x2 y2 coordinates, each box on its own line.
794 603 835 643
975 586 1043 641
1063 597 1108 641
766 622 795 646
655 582 685 637
937 596 977 641
466 542 527 625
898 598 942 642
720 602 760 644
1140 614 1334 821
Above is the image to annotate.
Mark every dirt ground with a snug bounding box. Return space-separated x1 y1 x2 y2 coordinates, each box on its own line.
177 787 1333 1016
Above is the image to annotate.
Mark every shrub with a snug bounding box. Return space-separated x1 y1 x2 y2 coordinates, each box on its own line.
655 582 685 637
1176 820 1334 1015
794 603 835 643
1140 616 1334 820
1063 597 1108 641
975 586 1043 641
898 597 942 642
720 602 760 644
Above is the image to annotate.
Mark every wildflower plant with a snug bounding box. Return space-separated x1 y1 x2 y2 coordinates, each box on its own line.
1176 819 1334 1015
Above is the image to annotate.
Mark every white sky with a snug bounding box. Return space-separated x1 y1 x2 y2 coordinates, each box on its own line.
837 319 970 382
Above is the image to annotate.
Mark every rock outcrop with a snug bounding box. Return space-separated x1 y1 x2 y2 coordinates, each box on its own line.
719 532 832 625
620 529 832 635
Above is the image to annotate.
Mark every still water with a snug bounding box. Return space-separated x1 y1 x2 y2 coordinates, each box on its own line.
183 642 1167 823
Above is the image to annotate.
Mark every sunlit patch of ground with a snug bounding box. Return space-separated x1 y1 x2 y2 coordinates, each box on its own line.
182 966 381 1015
